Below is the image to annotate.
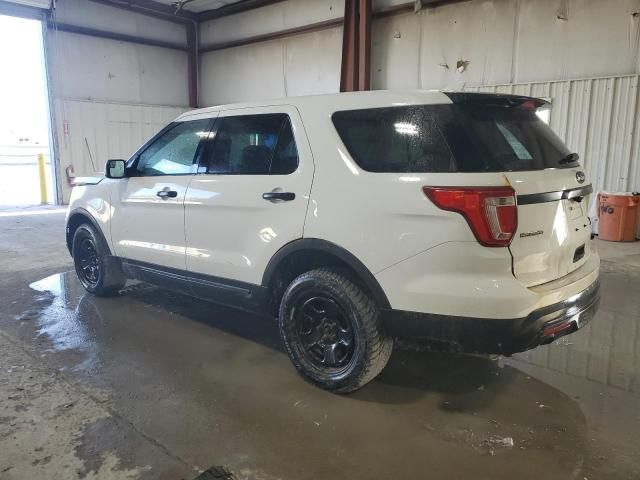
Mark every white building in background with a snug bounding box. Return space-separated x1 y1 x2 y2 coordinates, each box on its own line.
0 127 51 207
0 127 49 165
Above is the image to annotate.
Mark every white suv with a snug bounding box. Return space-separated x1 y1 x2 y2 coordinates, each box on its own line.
66 90 600 393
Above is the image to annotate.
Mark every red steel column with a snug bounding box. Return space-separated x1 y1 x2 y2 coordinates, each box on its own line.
339 0 359 92
186 22 198 108
340 0 372 92
358 0 372 91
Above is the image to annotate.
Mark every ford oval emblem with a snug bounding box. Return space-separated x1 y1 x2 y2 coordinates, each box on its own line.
576 171 586 184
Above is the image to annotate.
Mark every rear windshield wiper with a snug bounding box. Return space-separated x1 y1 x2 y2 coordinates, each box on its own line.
558 152 580 165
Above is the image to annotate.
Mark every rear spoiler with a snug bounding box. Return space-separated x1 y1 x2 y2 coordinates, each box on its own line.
444 92 550 110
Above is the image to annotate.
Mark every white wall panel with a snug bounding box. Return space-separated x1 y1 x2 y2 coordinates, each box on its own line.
198 0 640 106
201 0 640 105
371 12 421 90
200 27 342 106
51 0 186 45
372 0 640 91
419 0 517 89
46 31 189 107
200 41 286 106
515 0 640 83
284 28 342 97
199 0 343 46
54 99 187 203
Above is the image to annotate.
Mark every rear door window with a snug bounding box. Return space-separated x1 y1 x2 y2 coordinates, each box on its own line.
332 104 575 173
199 114 298 175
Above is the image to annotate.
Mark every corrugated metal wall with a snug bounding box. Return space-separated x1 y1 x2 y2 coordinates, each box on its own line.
54 99 187 202
465 74 640 206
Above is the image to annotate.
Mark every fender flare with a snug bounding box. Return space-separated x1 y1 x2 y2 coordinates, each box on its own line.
262 238 391 310
66 208 112 256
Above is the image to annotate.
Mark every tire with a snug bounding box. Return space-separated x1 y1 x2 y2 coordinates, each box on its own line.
279 268 393 393
72 223 125 296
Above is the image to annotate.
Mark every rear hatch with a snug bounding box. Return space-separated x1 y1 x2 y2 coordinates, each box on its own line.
331 93 594 288
445 93 593 287
504 169 592 286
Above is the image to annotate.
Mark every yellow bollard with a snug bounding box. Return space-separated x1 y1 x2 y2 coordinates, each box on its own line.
37 153 47 204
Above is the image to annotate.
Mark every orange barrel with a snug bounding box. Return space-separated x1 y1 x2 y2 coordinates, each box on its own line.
598 193 640 242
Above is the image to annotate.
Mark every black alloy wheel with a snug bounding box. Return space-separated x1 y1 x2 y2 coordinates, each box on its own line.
279 268 393 393
295 295 355 370
72 223 125 296
77 236 101 288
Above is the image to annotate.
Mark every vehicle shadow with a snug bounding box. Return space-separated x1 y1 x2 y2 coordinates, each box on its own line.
27 272 572 407
124 281 546 410
128 281 284 351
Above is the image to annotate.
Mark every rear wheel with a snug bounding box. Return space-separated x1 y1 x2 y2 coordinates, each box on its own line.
279 268 393 393
72 224 125 296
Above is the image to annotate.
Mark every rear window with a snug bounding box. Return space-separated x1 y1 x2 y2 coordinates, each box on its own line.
332 106 454 173
332 104 575 173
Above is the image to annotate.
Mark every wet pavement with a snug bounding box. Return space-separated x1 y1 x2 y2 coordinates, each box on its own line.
1 209 640 479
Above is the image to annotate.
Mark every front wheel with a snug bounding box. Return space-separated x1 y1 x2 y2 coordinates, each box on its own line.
279 268 393 393
72 224 125 296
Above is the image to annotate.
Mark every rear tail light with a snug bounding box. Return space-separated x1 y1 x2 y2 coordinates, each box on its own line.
423 186 518 247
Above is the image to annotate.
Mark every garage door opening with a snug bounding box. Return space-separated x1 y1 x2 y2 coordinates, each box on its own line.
0 14 55 207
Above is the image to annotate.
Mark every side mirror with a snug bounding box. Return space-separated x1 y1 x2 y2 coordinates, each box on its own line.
105 159 127 179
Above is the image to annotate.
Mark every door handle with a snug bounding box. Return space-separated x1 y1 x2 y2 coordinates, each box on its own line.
262 192 295 202
156 189 178 199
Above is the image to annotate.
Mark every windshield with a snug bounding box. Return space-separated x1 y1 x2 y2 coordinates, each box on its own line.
332 104 577 173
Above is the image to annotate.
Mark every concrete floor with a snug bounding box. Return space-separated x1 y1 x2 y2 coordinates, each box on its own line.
1 206 639 480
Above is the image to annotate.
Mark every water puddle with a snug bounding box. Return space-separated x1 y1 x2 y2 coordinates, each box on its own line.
18 268 640 479
27 271 103 373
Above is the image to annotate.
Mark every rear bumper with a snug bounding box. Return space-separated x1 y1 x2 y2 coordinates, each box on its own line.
382 279 600 354
375 241 600 319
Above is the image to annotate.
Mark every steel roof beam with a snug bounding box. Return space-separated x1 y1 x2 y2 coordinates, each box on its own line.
88 0 197 24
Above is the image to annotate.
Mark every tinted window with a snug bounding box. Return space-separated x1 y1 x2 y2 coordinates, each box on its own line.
332 105 575 173
134 119 210 176
332 107 454 173
201 114 298 175
445 105 573 172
